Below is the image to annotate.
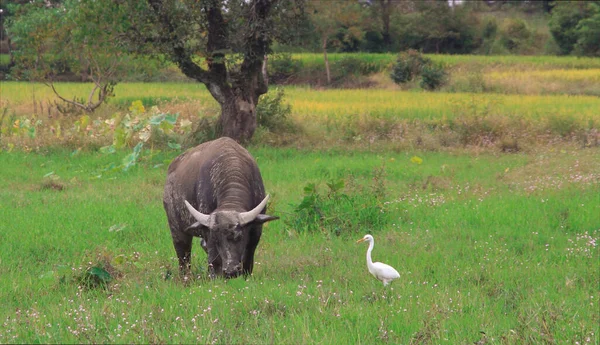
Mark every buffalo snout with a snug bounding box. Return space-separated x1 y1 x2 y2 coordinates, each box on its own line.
223 262 243 278
223 262 242 278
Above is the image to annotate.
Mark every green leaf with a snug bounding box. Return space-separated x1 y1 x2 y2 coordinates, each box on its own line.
112 255 126 266
122 142 144 171
113 127 128 149
326 179 345 193
303 183 317 195
164 113 179 124
149 113 166 125
167 142 181 150
88 266 112 283
99 145 116 154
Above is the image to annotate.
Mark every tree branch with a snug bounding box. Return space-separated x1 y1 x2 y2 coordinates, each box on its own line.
147 0 213 87
239 0 275 98
47 81 88 112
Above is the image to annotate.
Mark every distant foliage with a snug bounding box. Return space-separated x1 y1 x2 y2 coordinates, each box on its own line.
393 3 479 55
390 50 431 84
391 50 447 90
549 2 600 56
573 3 600 57
419 63 448 91
268 53 303 84
333 56 381 77
499 19 533 53
256 88 293 133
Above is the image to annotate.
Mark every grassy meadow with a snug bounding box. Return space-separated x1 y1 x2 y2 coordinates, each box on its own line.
1 147 598 344
1 54 599 343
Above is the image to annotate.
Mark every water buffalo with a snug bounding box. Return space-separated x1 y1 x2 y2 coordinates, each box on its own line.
163 137 278 279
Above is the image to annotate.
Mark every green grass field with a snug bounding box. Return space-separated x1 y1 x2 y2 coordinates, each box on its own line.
0 146 598 344
1 53 599 343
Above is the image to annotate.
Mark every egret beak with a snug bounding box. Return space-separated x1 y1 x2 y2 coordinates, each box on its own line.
356 238 366 244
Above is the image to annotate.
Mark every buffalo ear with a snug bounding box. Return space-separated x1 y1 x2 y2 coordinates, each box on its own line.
184 221 206 236
252 214 279 225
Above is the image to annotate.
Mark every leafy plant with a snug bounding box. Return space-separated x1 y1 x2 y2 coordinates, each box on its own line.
499 18 532 53
334 56 380 78
390 50 431 84
268 53 303 84
288 166 391 236
100 101 185 171
419 63 448 91
77 265 113 290
256 88 293 133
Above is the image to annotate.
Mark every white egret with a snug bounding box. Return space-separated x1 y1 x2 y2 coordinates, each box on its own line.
356 234 400 286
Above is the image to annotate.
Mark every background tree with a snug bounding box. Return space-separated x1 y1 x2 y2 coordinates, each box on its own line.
122 0 305 143
372 0 404 52
7 0 131 112
573 2 600 57
549 1 589 56
307 0 368 84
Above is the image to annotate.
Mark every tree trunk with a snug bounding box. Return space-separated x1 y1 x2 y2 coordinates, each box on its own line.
218 91 258 143
322 37 331 85
380 0 392 51
262 54 269 86
146 0 273 144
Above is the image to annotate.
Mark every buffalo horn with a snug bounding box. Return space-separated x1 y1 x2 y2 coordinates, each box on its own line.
184 200 211 227
239 195 270 225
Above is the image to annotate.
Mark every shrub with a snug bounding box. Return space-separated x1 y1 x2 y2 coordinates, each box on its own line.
499 18 532 53
390 50 447 91
546 114 580 138
268 53 303 84
573 3 600 57
256 88 293 133
287 171 391 236
479 17 499 54
334 56 380 78
419 63 448 91
549 2 588 55
390 50 431 84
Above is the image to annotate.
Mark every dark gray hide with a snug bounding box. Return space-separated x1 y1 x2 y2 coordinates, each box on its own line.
163 137 278 279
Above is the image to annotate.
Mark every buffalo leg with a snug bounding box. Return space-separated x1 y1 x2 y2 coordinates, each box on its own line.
243 226 262 276
242 249 256 276
172 232 193 276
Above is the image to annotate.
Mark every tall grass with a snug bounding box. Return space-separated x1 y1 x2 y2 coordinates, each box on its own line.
0 147 598 343
2 81 598 151
291 53 600 71
3 82 598 123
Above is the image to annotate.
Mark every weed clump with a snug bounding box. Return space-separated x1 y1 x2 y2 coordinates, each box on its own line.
287 164 391 236
390 50 447 90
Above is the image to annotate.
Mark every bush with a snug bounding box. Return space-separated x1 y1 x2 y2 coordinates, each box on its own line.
390 50 431 84
549 2 589 55
334 56 381 78
420 63 448 91
499 18 532 53
479 17 499 54
256 88 293 133
287 169 391 236
268 53 303 84
573 3 600 57
390 50 447 90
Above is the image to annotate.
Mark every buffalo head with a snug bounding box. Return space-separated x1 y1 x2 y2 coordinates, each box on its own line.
184 195 278 278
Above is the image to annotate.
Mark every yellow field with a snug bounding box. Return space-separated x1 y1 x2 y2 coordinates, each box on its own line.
483 68 600 95
284 87 599 123
2 82 598 125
